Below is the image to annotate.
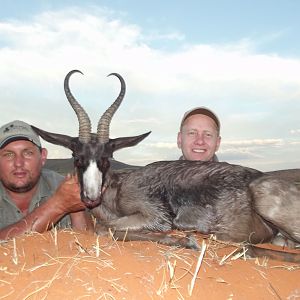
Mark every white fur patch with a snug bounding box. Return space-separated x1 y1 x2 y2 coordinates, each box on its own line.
83 160 102 200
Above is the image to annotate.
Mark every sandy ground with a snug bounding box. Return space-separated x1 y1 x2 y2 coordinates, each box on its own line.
0 229 300 300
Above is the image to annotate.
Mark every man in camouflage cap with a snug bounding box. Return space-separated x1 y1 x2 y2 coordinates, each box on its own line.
0 120 92 239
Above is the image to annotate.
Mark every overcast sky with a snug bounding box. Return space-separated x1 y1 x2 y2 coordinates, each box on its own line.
1 0 300 171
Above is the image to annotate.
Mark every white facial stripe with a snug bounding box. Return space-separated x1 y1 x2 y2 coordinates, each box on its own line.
83 160 102 200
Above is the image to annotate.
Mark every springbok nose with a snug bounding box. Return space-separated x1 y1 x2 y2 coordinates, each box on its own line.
81 195 102 209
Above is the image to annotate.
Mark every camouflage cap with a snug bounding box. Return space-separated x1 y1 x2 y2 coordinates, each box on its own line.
0 120 41 149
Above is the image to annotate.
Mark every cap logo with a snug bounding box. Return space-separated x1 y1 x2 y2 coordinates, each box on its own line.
3 126 12 133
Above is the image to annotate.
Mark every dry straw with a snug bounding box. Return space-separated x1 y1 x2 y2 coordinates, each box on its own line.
188 240 207 296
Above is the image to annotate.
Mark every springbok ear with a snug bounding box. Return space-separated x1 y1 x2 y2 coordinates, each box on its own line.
108 131 151 152
31 125 76 150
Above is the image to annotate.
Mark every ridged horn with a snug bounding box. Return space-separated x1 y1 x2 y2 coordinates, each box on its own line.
64 70 92 143
97 73 126 143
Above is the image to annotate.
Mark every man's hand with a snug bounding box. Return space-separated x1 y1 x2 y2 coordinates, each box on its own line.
53 174 86 214
54 174 94 232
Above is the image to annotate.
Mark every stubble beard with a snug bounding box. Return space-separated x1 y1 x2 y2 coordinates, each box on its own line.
6 182 36 193
3 174 40 193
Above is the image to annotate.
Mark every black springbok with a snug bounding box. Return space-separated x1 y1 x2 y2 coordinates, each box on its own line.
32 70 300 262
33 70 150 208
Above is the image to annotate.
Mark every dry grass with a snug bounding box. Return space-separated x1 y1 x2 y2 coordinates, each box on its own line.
0 229 299 299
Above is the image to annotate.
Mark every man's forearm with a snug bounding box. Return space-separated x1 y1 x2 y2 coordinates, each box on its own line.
0 197 66 240
0 174 87 240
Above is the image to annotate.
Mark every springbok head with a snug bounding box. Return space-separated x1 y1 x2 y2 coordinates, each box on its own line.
32 70 150 208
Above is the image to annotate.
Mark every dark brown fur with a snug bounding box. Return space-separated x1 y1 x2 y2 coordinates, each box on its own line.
91 160 300 260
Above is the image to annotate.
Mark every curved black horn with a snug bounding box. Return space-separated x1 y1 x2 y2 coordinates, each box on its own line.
64 70 92 143
97 73 126 143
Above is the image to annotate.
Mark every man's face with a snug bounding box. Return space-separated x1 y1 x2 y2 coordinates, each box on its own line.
177 114 221 161
0 140 47 193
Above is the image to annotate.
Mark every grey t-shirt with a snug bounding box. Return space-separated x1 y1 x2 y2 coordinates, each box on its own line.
0 168 71 231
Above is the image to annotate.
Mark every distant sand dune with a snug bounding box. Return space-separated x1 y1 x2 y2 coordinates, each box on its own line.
45 158 139 175
45 158 300 184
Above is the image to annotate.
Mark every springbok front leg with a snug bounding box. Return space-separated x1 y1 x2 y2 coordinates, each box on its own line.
94 213 200 249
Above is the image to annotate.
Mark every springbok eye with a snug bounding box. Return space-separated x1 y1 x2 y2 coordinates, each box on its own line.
74 156 84 168
99 158 110 172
